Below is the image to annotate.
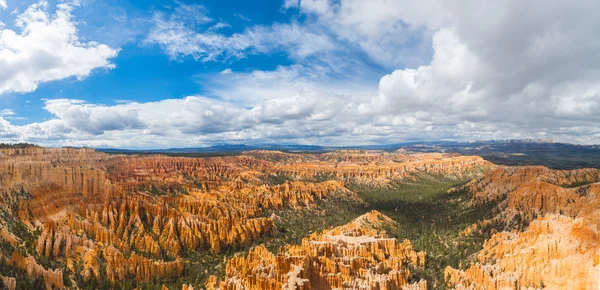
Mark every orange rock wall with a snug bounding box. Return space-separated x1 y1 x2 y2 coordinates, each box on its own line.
11 251 63 289
446 166 600 290
212 211 428 290
0 275 16 290
445 215 599 290
267 153 493 186
0 147 494 288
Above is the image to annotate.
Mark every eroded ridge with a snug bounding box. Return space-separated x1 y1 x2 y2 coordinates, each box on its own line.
0 147 493 289
209 211 427 290
258 151 492 187
446 166 600 290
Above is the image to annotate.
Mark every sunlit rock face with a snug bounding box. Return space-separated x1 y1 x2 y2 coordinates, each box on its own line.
0 147 494 288
256 150 493 187
0 148 119 226
468 166 600 223
446 166 600 290
209 211 428 290
11 251 63 289
0 275 16 290
1 148 596 290
446 215 598 290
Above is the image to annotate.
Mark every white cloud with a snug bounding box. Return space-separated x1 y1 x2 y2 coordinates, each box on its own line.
204 64 373 105
2 0 600 147
283 0 433 68
0 109 15 116
0 1 119 94
0 0 6 10
359 28 483 115
292 0 600 142
43 99 146 135
146 3 335 62
233 13 251 22
0 109 27 120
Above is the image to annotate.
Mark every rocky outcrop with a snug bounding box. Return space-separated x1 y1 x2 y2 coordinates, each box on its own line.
103 245 184 283
0 148 496 288
267 153 494 186
182 284 195 290
11 251 64 289
445 215 598 290
446 166 600 290
36 220 85 259
466 166 600 228
0 275 16 290
211 211 427 290
0 148 119 224
105 155 270 193
81 247 100 281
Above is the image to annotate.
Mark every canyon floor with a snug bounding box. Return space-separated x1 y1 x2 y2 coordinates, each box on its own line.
0 147 597 290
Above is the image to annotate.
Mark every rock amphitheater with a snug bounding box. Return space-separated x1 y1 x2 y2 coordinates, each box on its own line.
0 147 596 289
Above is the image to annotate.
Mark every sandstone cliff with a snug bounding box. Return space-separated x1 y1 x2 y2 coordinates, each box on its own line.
210 211 427 290
11 251 64 289
446 166 600 290
265 152 494 187
0 148 119 225
0 275 16 290
0 147 498 288
445 214 598 290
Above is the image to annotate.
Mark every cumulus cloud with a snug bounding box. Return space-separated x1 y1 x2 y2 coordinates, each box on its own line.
0 1 119 94
291 0 600 143
284 0 433 68
43 99 146 135
2 0 600 148
0 0 6 10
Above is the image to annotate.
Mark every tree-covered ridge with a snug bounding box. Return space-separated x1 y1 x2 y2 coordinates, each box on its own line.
0 143 40 149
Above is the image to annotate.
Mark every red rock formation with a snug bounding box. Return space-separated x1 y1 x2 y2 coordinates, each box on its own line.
211 211 427 290
266 152 493 187
36 221 85 259
103 245 184 283
0 275 16 290
446 166 600 290
11 251 64 289
0 148 119 225
182 284 195 290
0 148 494 288
445 215 599 290
466 166 600 228
81 247 100 281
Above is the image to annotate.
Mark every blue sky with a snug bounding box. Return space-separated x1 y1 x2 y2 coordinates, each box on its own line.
1 0 315 123
0 0 599 148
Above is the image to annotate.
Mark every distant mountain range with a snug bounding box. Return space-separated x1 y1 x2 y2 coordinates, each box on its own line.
96 139 597 153
401 140 600 169
96 139 600 169
96 141 443 153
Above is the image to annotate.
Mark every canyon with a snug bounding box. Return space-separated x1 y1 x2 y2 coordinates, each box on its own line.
0 147 597 289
